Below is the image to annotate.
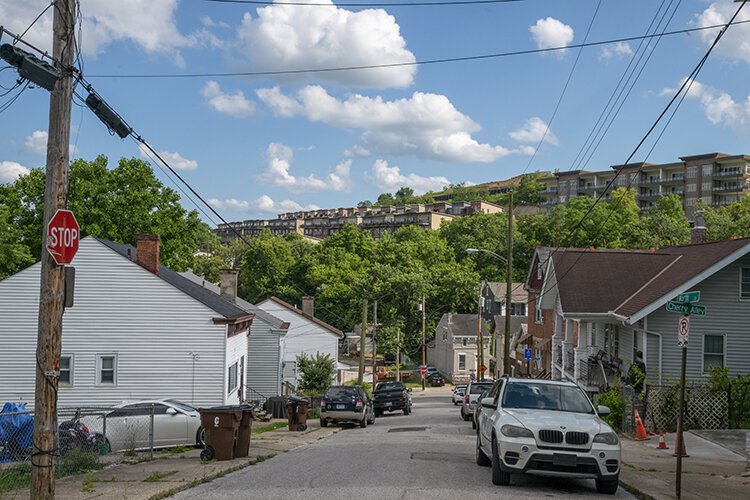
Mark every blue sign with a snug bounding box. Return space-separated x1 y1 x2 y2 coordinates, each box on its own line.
524 348 532 361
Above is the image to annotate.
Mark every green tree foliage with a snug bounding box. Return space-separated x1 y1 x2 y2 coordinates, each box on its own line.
237 228 301 304
0 204 34 279
0 156 209 273
703 196 750 240
296 352 336 395
631 195 691 248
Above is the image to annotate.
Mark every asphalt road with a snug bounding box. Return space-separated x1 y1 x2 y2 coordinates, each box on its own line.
176 387 635 499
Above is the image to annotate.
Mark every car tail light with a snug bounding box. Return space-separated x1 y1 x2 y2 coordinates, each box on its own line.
355 399 363 410
464 395 470 404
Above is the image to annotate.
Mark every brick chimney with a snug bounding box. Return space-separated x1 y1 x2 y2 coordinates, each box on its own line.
219 269 239 302
301 296 314 317
136 234 160 275
691 211 707 245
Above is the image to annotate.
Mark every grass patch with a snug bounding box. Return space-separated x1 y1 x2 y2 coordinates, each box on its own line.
58 449 104 478
143 470 177 482
0 462 33 493
158 446 192 455
81 475 95 493
251 421 287 434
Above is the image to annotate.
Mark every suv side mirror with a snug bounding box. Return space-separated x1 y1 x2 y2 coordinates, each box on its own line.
597 405 611 417
481 397 497 409
166 407 178 416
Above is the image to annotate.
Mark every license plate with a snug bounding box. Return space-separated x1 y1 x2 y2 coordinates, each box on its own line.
552 454 577 467
385 402 392 406
335 404 345 409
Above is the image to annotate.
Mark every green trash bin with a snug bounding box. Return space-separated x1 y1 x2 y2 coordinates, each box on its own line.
198 407 242 461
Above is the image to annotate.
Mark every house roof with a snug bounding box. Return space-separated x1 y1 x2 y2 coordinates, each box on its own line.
486 282 528 303
96 238 250 320
178 271 289 330
491 315 526 337
259 296 344 338
439 313 489 338
543 238 750 322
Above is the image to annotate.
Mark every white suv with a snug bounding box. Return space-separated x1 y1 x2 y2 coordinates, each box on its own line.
475 378 620 495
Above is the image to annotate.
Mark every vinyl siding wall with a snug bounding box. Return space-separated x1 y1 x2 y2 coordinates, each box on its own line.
246 319 283 398
225 331 247 405
645 253 750 382
0 238 232 408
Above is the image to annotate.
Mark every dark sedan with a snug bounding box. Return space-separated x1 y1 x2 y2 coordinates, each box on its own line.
427 373 445 387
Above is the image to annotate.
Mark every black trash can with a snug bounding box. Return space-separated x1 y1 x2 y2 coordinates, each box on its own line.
198 406 242 461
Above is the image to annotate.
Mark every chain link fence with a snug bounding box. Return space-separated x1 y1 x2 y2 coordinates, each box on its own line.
0 404 187 495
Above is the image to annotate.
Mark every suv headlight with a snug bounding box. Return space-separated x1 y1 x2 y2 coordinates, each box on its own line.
500 425 534 438
593 432 619 445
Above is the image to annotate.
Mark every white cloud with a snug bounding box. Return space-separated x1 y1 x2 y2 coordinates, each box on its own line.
0 1 196 64
235 1 416 88
138 143 198 170
509 117 559 146
258 143 352 193
257 86 514 163
600 41 633 60
23 131 79 156
694 2 750 66
661 78 750 135
208 196 320 215
201 81 255 118
200 16 230 29
529 17 574 55
0 161 30 183
370 160 450 195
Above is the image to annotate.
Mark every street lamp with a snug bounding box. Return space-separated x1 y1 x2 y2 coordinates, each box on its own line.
466 247 507 264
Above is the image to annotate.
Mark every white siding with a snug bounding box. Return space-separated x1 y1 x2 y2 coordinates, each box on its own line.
246 319 283 398
225 332 247 405
0 238 232 408
257 301 339 385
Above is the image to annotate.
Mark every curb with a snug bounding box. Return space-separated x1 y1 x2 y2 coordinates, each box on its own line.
619 478 657 500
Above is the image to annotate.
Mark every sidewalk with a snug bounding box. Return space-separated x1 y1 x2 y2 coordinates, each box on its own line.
1 419 339 500
619 431 749 500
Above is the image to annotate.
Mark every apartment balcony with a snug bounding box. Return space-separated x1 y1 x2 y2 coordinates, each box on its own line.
715 169 745 178
641 177 663 184
713 184 746 193
661 175 685 185
638 191 662 199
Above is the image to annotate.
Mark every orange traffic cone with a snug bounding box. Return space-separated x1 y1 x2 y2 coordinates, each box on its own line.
657 431 669 449
673 433 689 457
634 410 648 441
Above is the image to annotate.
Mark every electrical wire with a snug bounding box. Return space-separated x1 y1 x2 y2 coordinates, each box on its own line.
15 1 55 45
84 20 750 79
203 0 524 6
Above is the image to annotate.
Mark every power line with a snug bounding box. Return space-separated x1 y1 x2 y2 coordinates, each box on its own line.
204 0 524 6
15 1 55 44
84 20 750 79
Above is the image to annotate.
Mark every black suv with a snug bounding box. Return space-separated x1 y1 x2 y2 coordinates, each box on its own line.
373 381 412 416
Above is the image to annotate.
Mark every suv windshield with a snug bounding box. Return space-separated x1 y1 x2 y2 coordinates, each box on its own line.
324 387 358 399
502 382 594 414
375 382 404 392
470 383 494 394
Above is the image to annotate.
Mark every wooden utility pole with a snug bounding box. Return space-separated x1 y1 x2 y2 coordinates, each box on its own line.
477 281 485 380
372 300 378 388
32 1 76 498
503 192 514 377
358 299 368 385
421 296 426 391
396 327 401 382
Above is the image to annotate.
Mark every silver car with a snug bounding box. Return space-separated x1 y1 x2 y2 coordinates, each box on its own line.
83 399 204 453
461 380 494 421
452 386 466 405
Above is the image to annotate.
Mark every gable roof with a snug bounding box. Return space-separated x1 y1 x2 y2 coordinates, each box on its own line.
486 282 528 303
95 238 250 320
541 238 750 323
259 296 343 338
438 313 489 338
178 271 289 330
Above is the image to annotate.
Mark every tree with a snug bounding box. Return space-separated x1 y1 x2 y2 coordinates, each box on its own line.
704 196 750 241
0 204 34 279
394 186 415 205
376 193 395 206
631 195 690 248
296 352 336 395
237 228 298 304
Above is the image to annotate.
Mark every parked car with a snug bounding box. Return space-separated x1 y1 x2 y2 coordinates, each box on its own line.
82 399 204 453
471 388 490 431
427 373 445 387
461 380 494 421
320 385 376 428
373 381 412 416
475 378 621 495
452 386 467 405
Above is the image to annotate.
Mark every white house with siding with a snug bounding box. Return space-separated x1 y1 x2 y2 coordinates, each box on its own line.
257 296 343 388
0 236 253 408
179 270 290 399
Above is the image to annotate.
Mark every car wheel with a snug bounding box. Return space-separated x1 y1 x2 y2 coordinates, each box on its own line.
595 476 619 495
471 419 476 430
462 410 471 422
320 418 328 428
491 436 511 486
375 409 383 417
196 428 205 448
359 415 368 428
403 406 410 416
476 431 491 467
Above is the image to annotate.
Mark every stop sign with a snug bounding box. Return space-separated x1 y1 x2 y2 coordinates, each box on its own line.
46 209 80 265
420 366 427 376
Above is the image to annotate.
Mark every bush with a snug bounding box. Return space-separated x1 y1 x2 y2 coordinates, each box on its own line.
596 382 625 431
708 366 750 429
296 352 336 394
344 379 372 398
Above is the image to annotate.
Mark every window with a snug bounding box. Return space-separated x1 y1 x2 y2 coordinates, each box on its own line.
686 183 697 193
702 196 712 205
458 353 466 371
510 302 527 316
703 335 725 372
741 268 750 299
59 355 73 386
702 164 713 176
228 362 238 394
702 181 713 191
686 166 697 179
535 307 543 324
96 355 116 385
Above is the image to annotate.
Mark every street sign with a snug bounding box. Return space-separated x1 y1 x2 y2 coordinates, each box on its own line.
666 301 706 316
676 291 701 303
46 209 80 265
524 348 532 361
420 366 427 376
478 364 487 373
678 316 689 347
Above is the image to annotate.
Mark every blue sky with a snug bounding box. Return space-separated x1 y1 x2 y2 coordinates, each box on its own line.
1 0 749 222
